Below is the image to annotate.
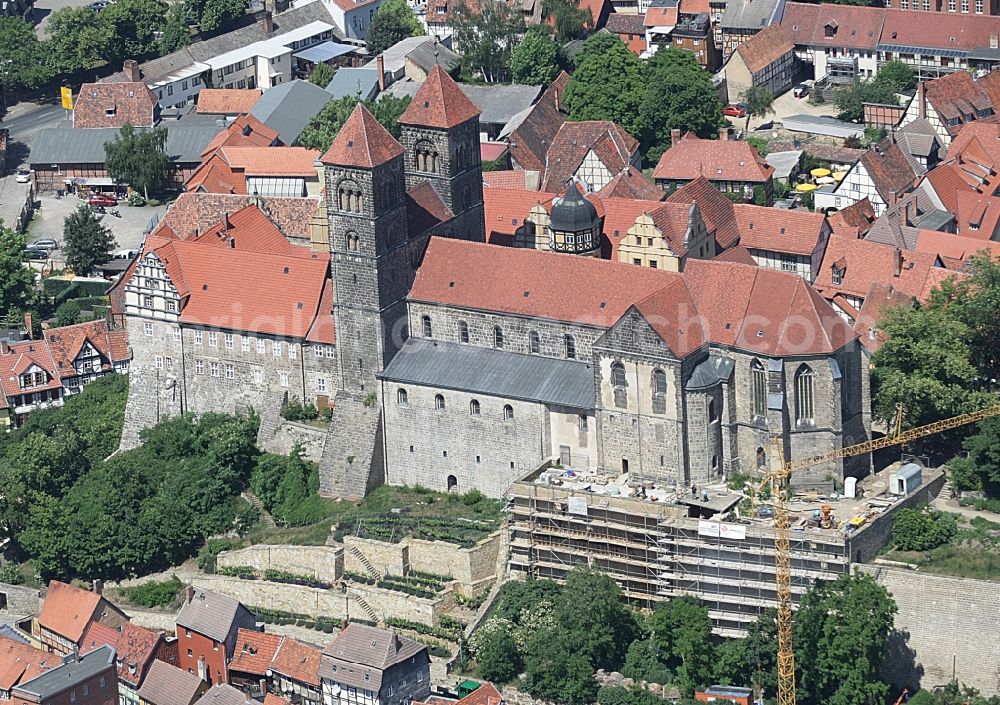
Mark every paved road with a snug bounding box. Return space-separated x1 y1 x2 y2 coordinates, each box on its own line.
31 0 96 37
1 101 72 166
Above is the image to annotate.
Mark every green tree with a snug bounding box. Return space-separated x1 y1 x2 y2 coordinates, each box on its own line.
648 596 715 696
511 27 561 85
949 417 1000 495
741 85 774 132
891 506 958 551
622 637 671 684
101 0 168 60
0 16 53 92
297 95 411 151
793 573 896 705
308 62 335 87
493 578 562 621
55 300 82 327
366 0 423 55
564 33 645 141
714 610 778 696
452 0 524 83
0 223 35 319
475 626 521 682
160 2 192 53
105 124 171 198
62 205 116 276
542 0 591 40
199 0 249 33
835 61 915 122
638 46 723 161
876 60 917 93
523 627 599 705
46 7 113 74
931 254 1000 387
553 567 639 670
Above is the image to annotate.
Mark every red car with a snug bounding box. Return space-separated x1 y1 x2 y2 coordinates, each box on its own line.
88 193 118 207
723 104 746 118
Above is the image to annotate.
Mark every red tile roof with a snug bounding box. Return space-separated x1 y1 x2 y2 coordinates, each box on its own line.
269 638 321 686
454 684 503 705
482 187 555 246
954 190 1000 238
597 166 664 201
653 134 773 184
411 237 856 356
229 629 283 677
0 637 54 691
191 205 313 257
321 104 405 168
814 232 955 301
734 204 828 257
196 89 263 115
914 228 1000 261
79 622 120 656
736 23 794 74
399 66 480 130
153 193 320 242
264 695 290 705
186 156 242 195
509 72 570 172
923 162 978 214
827 198 876 239
713 245 757 266
978 70 1000 111
482 170 530 189
219 147 321 177
541 121 639 192
919 72 994 134
73 81 157 129
880 9 1000 53
605 12 646 35
644 5 677 26
201 116 279 158
42 319 130 378
115 623 163 687
781 2 884 49
406 181 454 237
852 281 913 352
859 142 921 201
305 281 336 346
666 176 740 249
0 340 62 405
38 581 102 644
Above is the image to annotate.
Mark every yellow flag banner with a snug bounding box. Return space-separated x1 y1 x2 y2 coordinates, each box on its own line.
60 87 73 110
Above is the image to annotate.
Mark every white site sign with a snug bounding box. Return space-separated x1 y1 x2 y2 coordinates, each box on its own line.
698 520 747 540
568 496 589 516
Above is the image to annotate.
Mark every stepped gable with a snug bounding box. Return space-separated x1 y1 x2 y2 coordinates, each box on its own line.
321 104 404 168
398 66 480 129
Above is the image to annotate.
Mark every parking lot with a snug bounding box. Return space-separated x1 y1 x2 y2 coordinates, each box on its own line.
25 192 166 267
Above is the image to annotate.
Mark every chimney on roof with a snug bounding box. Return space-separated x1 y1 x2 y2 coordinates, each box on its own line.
392 634 402 652
671 128 681 145
893 247 904 277
340 620 349 632
261 10 273 34
902 200 913 228
0 341 8 355
259 680 267 695
123 59 140 83
918 81 926 120
223 212 231 230
93 579 103 595
186 586 195 603
377 54 386 93
23 312 32 340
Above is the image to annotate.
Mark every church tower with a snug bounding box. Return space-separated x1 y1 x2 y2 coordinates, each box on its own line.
399 66 486 242
320 103 412 393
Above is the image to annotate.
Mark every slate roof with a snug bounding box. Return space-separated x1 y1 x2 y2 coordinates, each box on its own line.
175 589 245 643
736 23 794 74
196 89 263 115
411 237 857 357
73 82 158 129
325 67 381 100
666 175 740 249
508 72 570 172
605 12 646 34
452 84 541 127
251 80 332 146
399 66 480 129
734 204 827 257
321 625 426 692
137 660 206 705
895 117 940 160
654 134 773 184
721 0 782 30
541 121 639 192
30 126 222 165
192 684 249 705
37 581 102 644
321 103 404 168
404 40 461 75
14 646 115 700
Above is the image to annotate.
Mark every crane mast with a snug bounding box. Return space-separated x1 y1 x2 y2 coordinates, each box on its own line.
764 404 1000 705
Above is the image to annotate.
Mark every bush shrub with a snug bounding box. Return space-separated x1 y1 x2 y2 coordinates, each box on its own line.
892 506 959 552
120 575 183 607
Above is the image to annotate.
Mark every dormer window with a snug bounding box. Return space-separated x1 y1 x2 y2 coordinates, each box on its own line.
832 265 843 285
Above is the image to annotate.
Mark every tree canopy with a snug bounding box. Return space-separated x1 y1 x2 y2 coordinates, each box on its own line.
105 124 172 198
63 205 116 276
308 62 335 87
0 16 53 92
46 7 113 75
564 33 646 143
0 223 35 320
184 0 249 33
891 506 958 551
542 0 591 41
366 0 424 56
741 85 774 132
836 60 916 122
511 26 562 86
101 0 169 60
297 95 411 151
160 2 192 53
452 0 524 83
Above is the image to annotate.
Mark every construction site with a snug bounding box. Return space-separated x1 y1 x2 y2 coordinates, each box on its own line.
507 461 945 637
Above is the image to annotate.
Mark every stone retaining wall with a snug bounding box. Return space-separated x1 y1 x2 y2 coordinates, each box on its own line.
0 583 40 616
855 564 1000 695
260 421 329 463
217 545 343 583
343 532 502 589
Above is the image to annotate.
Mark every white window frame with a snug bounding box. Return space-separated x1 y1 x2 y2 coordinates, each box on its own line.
195 330 203 345
279 371 289 387
144 322 153 337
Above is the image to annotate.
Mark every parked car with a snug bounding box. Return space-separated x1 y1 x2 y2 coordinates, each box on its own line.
793 83 810 99
723 104 746 118
88 1 107 11
31 239 59 252
88 193 117 207
22 248 49 261
15 168 32 183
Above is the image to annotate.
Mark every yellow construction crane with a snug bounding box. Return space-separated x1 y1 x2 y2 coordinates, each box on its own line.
758 403 1000 705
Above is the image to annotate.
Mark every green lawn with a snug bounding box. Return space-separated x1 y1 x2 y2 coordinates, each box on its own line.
882 515 1000 580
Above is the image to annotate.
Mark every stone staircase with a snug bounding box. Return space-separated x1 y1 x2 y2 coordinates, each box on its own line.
349 545 381 580
352 591 381 625
241 490 276 528
940 475 954 499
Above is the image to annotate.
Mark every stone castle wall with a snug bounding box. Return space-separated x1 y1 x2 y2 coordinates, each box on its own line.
344 533 502 589
0 582 41 616
855 564 1000 695
216 545 344 583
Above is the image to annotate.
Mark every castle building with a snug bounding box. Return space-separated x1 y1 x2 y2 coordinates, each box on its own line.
119 66 871 499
